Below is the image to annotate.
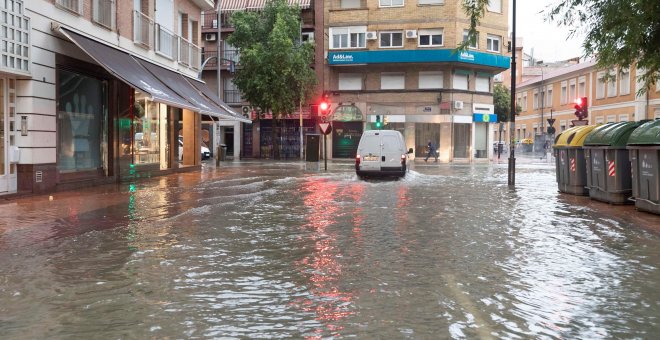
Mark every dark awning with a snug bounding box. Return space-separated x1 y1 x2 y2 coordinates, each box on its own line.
135 58 248 122
186 77 251 123
58 27 198 112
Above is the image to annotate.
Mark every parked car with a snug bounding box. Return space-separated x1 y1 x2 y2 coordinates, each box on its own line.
179 137 211 161
355 130 413 178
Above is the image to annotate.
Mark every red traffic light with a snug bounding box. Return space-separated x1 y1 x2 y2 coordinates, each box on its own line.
319 102 329 112
574 97 588 120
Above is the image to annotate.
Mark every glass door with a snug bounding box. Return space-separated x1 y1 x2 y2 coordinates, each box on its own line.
0 78 16 194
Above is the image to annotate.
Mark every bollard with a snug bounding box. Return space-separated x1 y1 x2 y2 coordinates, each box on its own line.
216 145 221 166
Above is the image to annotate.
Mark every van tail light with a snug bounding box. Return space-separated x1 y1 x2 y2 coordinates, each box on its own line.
355 154 361 169
401 154 406 166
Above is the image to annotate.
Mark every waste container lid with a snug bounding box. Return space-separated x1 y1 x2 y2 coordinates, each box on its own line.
627 119 660 145
553 125 597 147
584 121 648 147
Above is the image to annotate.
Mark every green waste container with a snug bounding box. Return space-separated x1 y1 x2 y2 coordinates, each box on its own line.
553 125 597 195
627 120 660 215
583 121 647 204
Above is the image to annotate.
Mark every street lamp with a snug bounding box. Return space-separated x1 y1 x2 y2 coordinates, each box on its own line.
508 0 517 186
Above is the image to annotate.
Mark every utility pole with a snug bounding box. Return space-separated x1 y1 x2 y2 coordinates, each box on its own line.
508 0 517 187
216 1 223 160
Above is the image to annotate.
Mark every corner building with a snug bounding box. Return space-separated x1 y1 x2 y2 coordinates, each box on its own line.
0 0 248 197
323 0 510 161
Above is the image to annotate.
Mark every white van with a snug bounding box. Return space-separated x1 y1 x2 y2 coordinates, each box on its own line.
355 130 413 178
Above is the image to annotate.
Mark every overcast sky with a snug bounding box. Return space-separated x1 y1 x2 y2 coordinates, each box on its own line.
512 1 585 62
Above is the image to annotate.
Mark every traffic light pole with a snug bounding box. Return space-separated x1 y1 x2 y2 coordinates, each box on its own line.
508 0 517 187
323 133 328 171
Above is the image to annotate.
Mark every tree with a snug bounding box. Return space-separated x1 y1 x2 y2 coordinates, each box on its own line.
461 0 660 93
493 84 521 122
227 0 317 159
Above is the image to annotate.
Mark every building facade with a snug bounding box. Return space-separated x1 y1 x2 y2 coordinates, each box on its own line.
200 0 317 160
2 0 247 197
322 0 510 161
506 61 660 150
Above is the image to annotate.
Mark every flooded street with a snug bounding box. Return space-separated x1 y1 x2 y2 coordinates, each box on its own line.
1 161 659 339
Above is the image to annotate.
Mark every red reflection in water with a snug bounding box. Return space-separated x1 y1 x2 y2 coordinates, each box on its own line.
293 177 357 338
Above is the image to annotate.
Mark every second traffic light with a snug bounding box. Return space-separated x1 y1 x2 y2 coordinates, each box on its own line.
375 115 382 129
574 97 588 120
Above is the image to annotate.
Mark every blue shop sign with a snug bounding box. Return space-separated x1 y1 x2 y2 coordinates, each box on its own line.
328 49 510 69
473 113 498 123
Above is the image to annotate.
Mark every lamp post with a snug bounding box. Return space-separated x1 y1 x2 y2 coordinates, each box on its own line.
508 0 517 186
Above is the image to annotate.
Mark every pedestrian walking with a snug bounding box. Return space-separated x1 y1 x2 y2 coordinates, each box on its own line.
425 140 438 162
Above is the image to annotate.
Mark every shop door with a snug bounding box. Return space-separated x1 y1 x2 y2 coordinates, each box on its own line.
453 123 471 159
332 121 363 158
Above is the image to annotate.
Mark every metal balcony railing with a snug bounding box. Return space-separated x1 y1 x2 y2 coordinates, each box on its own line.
56 0 82 14
93 0 115 29
133 10 154 48
179 37 202 70
224 90 242 104
201 12 218 29
155 24 177 59
223 49 240 64
201 49 218 68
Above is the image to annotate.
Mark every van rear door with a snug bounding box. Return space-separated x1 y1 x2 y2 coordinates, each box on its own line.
380 134 403 170
358 134 381 171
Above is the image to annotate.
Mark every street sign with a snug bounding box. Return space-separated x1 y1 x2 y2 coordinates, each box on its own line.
319 122 332 135
547 118 556 126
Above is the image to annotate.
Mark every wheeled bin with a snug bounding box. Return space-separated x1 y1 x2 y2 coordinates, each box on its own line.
583 121 647 204
553 125 597 195
627 120 660 215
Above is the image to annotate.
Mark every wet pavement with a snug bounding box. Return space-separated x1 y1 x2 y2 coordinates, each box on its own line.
1 160 659 339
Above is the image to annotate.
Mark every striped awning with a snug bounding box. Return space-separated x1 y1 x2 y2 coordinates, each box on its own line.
221 0 310 11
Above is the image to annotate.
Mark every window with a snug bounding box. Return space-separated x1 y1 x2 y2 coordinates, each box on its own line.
596 72 606 99
547 87 553 108
56 0 83 14
569 79 576 102
381 73 405 89
533 90 539 109
453 72 468 90
607 71 617 97
620 68 630 95
132 92 161 165
379 0 404 7
338 73 362 90
475 75 490 92
487 0 502 13
418 29 443 47
462 30 478 49
341 0 362 8
486 34 501 53
619 114 629 122
596 116 604 124
522 92 527 111
606 115 616 123
330 27 367 49
58 68 108 172
418 0 443 4
419 71 443 89
578 77 586 97
380 31 403 48
560 120 566 132
560 81 567 104
93 0 115 29
516 94 522 111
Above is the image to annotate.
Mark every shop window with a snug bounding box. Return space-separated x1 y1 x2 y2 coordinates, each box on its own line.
57 68 107 173
132 90 160 164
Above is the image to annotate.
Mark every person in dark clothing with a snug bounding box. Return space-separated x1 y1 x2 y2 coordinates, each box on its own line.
425 140 438 162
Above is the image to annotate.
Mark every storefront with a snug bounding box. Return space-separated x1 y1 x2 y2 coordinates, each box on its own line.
0 77 17 194
332 105 364 158
245 110 315 159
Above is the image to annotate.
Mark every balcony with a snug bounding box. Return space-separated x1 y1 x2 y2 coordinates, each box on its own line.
200 49 240 71
223 90 243 104
132 11 202 71
55 0 82 15
133 10 154 48
201 11 234 30
1 0 30 74
93 0 115 29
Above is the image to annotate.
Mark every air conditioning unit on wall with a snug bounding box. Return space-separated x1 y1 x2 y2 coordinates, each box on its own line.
453 100 464 110
204 33 217 41
405 30 417 39
366 31 377 40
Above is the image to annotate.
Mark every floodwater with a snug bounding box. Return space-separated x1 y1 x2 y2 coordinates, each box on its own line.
1 160 659 339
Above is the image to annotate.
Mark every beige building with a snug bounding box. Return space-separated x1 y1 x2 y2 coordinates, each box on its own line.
502 60 660 148
322 0 510 161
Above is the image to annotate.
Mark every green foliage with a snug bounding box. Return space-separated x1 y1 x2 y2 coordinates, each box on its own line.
458 0 487 51
226 0 317 119
547 0 660 94
493 84 521 122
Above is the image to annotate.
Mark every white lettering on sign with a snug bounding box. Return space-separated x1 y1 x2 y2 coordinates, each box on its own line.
459 51 475 61
331 54 354 62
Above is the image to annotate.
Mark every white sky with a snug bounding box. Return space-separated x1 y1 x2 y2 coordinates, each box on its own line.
511 0 585 62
